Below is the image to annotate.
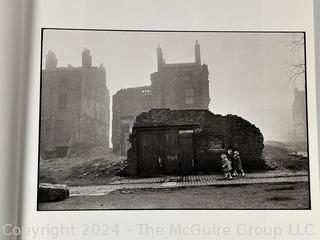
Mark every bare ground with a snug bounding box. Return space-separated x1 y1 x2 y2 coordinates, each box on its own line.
263 142 309 171
39 147 126 186
38 182 310 210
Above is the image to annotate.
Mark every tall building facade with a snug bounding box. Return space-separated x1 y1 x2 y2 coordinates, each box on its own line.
112 41 210 155
41 49 110 159
151 40 210 110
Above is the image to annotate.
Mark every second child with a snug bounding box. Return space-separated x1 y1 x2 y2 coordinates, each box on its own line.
221 153 233 179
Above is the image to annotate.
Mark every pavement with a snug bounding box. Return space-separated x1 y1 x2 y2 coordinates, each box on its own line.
70 171 308 197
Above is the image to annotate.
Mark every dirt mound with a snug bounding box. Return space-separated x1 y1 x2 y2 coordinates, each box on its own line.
68 157 127 185
39 147 126 186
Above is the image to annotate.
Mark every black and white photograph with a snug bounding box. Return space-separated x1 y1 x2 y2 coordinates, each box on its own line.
38 29 310 210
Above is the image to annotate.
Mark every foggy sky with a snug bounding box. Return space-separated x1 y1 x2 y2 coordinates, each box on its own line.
42 30 305 142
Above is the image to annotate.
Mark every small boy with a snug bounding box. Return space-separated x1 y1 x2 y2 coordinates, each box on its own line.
221 153 233 179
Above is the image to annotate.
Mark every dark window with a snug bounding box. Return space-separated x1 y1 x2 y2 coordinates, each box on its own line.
182 75 191 81
55 120 67 143
58 93 67 110
58 75 68 87
182 69 192 81
184 89 194 104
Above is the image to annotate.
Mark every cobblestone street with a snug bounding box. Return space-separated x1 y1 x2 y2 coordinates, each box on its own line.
70 172 308 197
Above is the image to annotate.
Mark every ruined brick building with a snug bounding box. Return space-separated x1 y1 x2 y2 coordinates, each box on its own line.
126 109 264 176
112 41 210 155
40 49 110 158
112 86 152 155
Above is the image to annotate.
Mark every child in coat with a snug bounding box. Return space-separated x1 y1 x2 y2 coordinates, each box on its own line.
221 153 233 179
227 149 237 176
234 151 245 177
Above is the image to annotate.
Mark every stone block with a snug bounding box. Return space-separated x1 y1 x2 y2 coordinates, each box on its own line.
38 183 69 203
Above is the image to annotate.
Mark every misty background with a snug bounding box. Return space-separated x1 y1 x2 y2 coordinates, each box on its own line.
42 30 306 144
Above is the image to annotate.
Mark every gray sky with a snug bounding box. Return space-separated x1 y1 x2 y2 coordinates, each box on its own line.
43 30 305 142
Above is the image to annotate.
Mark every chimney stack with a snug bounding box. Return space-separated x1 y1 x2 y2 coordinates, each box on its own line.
157 45 164 71
194 40 201 65
82 48 92 68
45 51 57 70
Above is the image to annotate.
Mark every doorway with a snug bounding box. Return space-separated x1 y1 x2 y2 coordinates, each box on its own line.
137 127 195 176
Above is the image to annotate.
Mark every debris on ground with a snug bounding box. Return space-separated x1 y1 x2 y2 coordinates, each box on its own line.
289 152 308 159
120 189 134 194
39 147 127 186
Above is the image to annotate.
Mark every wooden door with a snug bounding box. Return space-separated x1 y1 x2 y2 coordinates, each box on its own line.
138 130 165 176
179 133 194 175
164 130 180 175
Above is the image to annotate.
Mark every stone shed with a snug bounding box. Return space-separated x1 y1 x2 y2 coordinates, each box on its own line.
126 109 264 177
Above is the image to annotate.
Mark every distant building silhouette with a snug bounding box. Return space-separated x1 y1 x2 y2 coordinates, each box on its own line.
41 49 110 159
292 88 307 142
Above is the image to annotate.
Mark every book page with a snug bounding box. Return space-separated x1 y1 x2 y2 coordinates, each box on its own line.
18 0 319 239
0 1 32 239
